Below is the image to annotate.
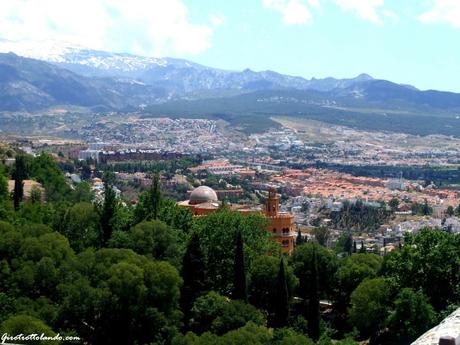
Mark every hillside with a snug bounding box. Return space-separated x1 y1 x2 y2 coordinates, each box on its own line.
145 88 460 136
0 39 377 94
2 41 460 137
0 53 167 111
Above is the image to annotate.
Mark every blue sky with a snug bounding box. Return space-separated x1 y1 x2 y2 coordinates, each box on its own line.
1 0 459 91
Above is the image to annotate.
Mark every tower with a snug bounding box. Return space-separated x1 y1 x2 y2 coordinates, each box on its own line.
266 187 280 217
265 187 295 254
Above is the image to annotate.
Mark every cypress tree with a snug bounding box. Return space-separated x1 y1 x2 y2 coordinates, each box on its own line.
81 163 92 180
344 230 353 256
149 172 162 220
359 240 366 253
296 228 303 245
353 241 357 253
307 246 320 340
12 156 27 211
0 173 8 200
99 174 117 246
180 232 208 328
233 231 247 301
272 257 289 328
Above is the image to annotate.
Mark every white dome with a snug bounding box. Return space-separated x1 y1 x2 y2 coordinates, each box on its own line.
189 186 218 205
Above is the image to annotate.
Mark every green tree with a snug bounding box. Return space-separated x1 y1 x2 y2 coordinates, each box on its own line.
180 232 209 327
0 167 14 222
29 186 42 204
336 253 382 301
386 288 437 344
348 278 392 337
159 198 194 233
381 228 459 310
233 231 247 301
291 242 338 299
61 202 99 252
334 253 382 333
110 220 181 266
273 328 314 345
0 292 15 323
296 229 303 245
336 231 353 255
389 198 400 211
272 258 289 328
248 255 298 316
58 248 182 345
0 315 57 345
98 174 117 246
193 209 278 295
81 162 92 181
70 182 94 203
332 200 390 232
28 153 70 202
446 205 454 217
422 199 432 216
134 172 162 222
307 246 320 340
312 227 330 247
173 322 315 345
456 203 460 216
0 168 8 200
12 156 27 210
359 240 366 253
150 172 162 219
189 292 264 335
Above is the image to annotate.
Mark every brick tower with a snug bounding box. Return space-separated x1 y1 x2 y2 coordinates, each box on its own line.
265 187 295 254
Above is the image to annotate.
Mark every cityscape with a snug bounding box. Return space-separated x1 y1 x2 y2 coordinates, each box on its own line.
1 1 460 345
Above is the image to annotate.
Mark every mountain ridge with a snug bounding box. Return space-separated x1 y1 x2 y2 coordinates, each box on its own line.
0 52 167 112
0 39 379 94
2 41 460 138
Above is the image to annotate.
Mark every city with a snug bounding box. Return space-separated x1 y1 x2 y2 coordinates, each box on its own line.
1 1 460 345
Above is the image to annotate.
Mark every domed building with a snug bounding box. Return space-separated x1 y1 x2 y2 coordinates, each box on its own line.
177 185 221 216
189 186 219 205
178 185 296 254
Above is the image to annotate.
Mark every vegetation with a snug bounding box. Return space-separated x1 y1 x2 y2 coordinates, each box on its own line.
330 200 391 232
97 156 203 175
12 156 27 210
0 151 458 345
145 89 460 137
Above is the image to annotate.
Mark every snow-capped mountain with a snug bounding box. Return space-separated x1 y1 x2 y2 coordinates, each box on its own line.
0 39 170 71
0 39 375 95
0 52 168 112
4 39 449 117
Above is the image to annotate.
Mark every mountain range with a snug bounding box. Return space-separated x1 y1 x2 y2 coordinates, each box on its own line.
1 39 460 136
0 39 380 95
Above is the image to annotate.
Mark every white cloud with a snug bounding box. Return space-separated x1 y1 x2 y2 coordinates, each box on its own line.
263 0 319 25
419 0 460 28
383 10 399 23
334 0 385 24
0 0 214 56
209 13 226 27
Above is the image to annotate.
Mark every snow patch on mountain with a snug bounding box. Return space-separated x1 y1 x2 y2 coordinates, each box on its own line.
0 39 170 72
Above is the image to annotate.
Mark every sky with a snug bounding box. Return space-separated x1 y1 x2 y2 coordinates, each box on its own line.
0 0 459 92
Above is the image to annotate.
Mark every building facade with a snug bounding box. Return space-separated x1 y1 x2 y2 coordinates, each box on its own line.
265 187 296 254
178 185 296 254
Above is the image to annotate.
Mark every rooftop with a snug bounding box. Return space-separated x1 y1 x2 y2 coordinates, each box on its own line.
412 308 460 345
